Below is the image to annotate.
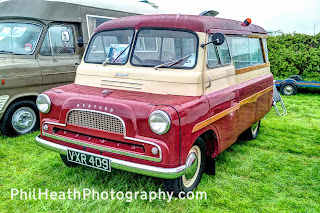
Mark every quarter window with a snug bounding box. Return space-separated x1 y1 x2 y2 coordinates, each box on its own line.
86 15 114 37
40 25 75 56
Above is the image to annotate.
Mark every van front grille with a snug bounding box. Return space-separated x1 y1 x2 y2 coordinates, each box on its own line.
67 110 124 134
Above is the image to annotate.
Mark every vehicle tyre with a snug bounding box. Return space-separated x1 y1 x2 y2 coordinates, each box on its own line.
164 138 206 196
280 83 297 96
241 120 261 141
60 154 79 167
0 100 39 137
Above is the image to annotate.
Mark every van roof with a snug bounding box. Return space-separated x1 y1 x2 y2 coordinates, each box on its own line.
95 14 267 35
0 0 163 22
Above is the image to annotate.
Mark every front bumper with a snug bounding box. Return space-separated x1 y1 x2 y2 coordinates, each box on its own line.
35 135 185 179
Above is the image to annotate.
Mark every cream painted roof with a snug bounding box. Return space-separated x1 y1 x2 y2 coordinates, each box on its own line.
46 0 165 14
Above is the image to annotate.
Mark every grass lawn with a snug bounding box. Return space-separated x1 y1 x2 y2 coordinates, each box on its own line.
0 93 319 212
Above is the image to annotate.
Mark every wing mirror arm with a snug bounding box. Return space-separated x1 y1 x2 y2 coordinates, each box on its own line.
77 37 87 48
200 32 226 48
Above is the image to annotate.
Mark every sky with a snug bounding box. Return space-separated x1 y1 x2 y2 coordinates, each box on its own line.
152 0 320 35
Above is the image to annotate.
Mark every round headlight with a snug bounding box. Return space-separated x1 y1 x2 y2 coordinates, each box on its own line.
148 110 171 135
36 94 51 114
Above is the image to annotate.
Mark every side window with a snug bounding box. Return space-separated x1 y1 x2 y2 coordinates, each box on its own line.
207 44 219 67
87 15 113 37
217 41 231 65
262 38 269 62
249 38 264 65
227 36 265 69
40 25 75 56
207 35 231 68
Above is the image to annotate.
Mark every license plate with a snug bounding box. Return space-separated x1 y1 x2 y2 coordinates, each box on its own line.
67 149 111 172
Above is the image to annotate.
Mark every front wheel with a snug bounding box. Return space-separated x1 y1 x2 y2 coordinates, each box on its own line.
1 100 39 137
164 138 206 195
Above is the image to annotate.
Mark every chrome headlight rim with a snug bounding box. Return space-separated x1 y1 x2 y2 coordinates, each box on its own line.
36 94 51 114
148 110 171 135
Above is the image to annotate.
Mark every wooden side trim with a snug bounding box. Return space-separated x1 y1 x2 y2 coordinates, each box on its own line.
248 34 268 38
192 86 273 133
235 63 270 75
240 86 273 106
192 104 240 133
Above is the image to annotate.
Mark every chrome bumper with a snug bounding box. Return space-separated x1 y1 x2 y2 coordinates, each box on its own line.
35 135 185 179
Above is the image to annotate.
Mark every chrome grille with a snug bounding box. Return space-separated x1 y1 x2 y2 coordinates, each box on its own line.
67 110 124 134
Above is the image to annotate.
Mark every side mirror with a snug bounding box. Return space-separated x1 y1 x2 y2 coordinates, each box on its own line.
200 32 226 48
61 31 70 42
211 32 225 46
77 37 84 48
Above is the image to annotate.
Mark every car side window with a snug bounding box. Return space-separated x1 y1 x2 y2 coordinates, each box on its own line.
207 35 231 68
40 25 75 56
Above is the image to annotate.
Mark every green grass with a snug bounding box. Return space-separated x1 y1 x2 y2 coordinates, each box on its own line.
1 93 319 212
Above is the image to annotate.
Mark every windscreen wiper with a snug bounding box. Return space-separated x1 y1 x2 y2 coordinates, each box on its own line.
102 44 131 66
154 53 194 70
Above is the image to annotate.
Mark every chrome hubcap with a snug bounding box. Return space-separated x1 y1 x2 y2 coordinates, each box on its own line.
182 145 201 188
185 152 198 180
284 85 294 95
11 107 36 134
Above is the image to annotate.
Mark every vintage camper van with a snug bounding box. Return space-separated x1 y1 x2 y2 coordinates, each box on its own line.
35 14 273 194
0 0 162 136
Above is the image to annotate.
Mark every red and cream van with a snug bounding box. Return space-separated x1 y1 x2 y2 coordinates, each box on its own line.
35 14 273 194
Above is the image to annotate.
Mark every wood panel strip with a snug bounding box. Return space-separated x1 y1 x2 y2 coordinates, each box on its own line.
248 34 268 38
192 104 240 133
235 63 270 75
240 86 273 106
192 86 273 133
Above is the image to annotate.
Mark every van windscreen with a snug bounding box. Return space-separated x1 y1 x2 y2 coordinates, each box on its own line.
131 29 198 69
0 23 42 55
85 29 135 64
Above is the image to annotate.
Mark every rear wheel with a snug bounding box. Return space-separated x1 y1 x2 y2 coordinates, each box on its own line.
280 83 297 96
1 100 39 137
241 120 261 141
164 138 206 195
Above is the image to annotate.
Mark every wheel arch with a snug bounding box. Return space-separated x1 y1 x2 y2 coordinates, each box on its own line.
0 93 39 121
192 125 220 159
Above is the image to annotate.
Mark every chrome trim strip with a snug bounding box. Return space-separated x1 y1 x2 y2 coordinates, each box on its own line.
35 135 184 179
101 79 143 85
100 83 142 89
42 132 161 162
43 109 162 162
